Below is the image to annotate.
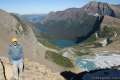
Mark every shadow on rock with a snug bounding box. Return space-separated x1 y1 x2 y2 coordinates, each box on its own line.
60 68 120 80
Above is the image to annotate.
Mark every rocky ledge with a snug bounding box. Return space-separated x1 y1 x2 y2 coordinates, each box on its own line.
0 57 64 80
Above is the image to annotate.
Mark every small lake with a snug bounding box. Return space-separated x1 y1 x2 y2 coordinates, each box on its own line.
49 40 76 48
36 27 78 47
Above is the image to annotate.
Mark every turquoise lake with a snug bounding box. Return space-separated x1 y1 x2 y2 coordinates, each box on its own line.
75 57 96 71
49 40 76 48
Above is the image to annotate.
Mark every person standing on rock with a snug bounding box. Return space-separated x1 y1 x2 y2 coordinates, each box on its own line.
8 37 24 80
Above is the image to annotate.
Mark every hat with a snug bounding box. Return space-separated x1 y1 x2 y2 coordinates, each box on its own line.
11 37 18 42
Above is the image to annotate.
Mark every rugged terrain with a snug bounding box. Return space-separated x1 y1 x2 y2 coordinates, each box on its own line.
0 57 64 80
82 1 115 17
0 9 38 58
0 9 66 79
38 9 101 41
31 1 120 48
0 1 120 79
27 1 120 71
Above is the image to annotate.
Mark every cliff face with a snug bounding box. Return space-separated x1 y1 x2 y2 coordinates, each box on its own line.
82 1 116 17
0 58 64 80
0 9 40 59
42 11 99 40
82 1 120 18
32 1 120 48
0 9 65 79
101 16 120 28
37 7 102 44
110 5 120 18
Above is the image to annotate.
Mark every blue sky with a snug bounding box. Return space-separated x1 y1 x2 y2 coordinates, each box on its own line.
0 0 120 14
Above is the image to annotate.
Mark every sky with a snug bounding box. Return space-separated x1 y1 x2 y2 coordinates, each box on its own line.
0 0 120 14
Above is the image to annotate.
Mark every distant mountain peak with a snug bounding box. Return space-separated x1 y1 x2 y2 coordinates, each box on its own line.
82 1 115 17
89 1 108 4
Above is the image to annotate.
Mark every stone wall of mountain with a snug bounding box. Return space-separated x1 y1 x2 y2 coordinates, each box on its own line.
82 1 116 17
82 1 120 18
0 9 65 80
110 5 120 18
34 1 120 44
0 9 39 60
41 10 101 40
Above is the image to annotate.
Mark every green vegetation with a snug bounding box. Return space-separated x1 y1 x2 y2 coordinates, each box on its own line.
75 50 90 56
99 26 114 38
83 34 97 45
45 51 74 68
79 25 120 47
74 47 92 56
98 25 120 39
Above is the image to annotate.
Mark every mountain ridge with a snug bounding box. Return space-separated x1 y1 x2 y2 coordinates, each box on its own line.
35 1 120 47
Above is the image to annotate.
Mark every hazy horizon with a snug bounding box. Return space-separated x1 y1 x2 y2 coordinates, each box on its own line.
0 0 120 15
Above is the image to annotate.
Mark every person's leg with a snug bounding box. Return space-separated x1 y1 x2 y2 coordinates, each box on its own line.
18 59 24 80
13 62 19 80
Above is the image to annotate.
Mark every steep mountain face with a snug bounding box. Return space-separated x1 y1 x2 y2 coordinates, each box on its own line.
43 8 81 22
82 1 120 18
98 3 120 38
79 2 120 52
101 16 120 28
42 10 101 39
0 9 39 58
100 16 120 41
0 9 66 73
33 1 120 48
110 5 120 18
36 9 102 47
82 1 115 16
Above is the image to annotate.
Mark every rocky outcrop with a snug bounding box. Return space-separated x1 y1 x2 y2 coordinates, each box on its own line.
0 59 6 80
0 9 51 66
82 1 120 19
0 9 38 57
82 1 116 17
0 9 65 73
0 57 64 80
0 9 64 79
101 16 120 28
110 5 120 18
